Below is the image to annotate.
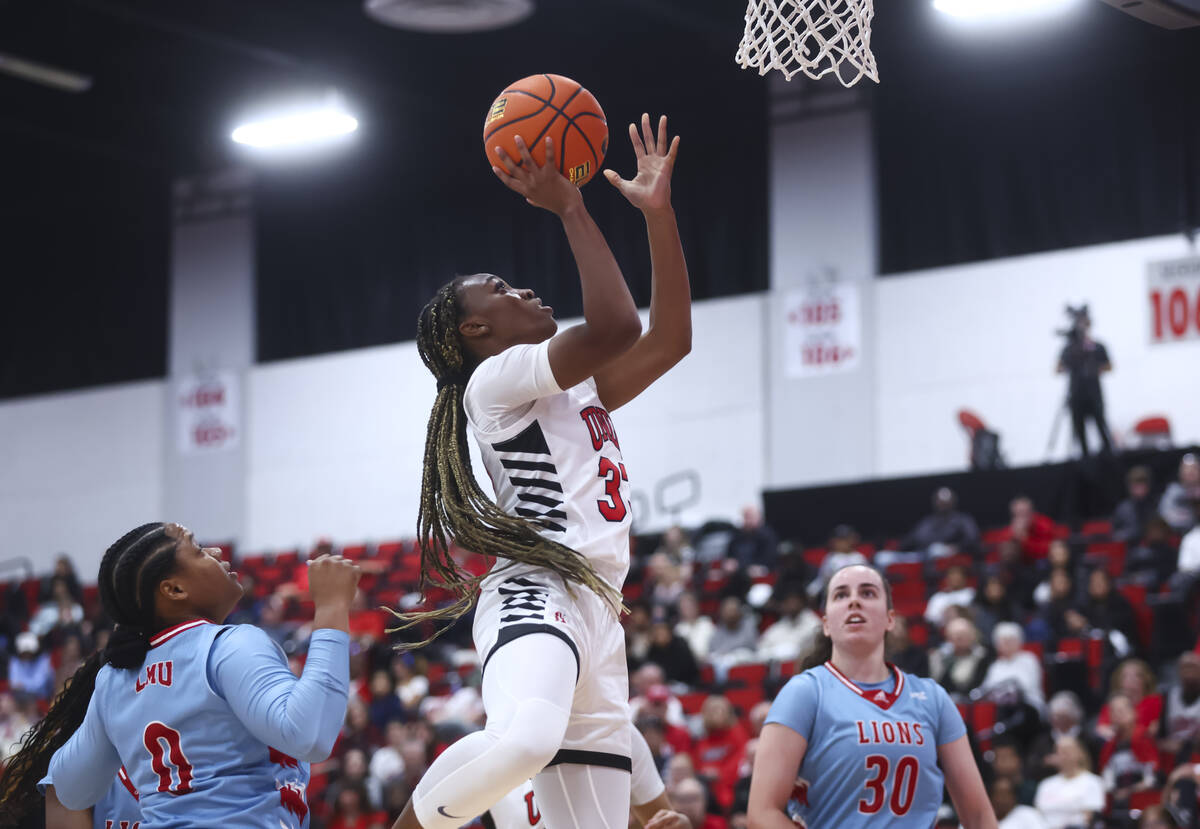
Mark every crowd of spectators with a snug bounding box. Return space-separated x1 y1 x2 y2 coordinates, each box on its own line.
1 453 1199 829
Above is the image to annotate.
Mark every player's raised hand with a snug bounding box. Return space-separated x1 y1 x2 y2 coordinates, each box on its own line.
308 554 361 609
492 135 584 216
643 809 690 829
604 113 679 213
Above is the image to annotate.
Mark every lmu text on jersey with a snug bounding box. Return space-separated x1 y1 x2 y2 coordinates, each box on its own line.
579 406 620 451
134 661 173 693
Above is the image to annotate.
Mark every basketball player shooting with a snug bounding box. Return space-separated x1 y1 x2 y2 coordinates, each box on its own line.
390 112 689 829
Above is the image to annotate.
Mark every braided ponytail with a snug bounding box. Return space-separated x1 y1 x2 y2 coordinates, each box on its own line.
388 277 624 650
0 523 179 824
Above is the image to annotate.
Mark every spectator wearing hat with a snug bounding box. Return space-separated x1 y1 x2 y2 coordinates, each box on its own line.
630 663 688 727
8 632 53 700
635 683 693 756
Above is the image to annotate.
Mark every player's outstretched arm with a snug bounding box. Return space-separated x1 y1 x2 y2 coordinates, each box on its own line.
46 701 122 811
493 135 642 391
939 736 999 829
594 114 691 412
747 723 808 829
44 784 93 829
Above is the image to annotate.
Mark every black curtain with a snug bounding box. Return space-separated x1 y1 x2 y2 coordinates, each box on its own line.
873 3 1200 274
0 129 168 400
255 7 768 361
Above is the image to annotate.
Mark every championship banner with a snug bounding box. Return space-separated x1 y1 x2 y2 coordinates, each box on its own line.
784 281 861 377
176 371 240 454
1148 256 1200 345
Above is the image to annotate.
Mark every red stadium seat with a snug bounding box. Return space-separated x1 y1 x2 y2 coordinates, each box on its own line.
727 662 768 687
1132 416 1171 449
341 543 369 560
376 540 407 562
803 547 827 569
1079 519 1113 538
726 685 766 714
884 562 923 583
1118 584 1152 648
679 691 708 715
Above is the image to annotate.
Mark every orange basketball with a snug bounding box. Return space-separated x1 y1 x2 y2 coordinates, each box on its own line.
483 74 608 187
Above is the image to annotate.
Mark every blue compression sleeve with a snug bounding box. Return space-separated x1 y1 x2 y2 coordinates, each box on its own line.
46 689 122 809
208 625 350 762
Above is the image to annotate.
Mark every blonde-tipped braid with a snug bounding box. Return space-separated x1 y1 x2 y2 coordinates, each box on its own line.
387 278 624 650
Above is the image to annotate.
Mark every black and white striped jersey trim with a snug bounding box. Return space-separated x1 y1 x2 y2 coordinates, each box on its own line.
493 421 566 533
497 576 550 624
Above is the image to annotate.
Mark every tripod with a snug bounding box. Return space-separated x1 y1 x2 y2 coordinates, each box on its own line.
1044 389 1071 462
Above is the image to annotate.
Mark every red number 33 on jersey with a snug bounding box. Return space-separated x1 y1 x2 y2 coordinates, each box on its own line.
596 457 629 522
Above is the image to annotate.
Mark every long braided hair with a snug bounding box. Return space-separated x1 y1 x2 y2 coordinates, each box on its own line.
387 277 624 649
0 523 181 824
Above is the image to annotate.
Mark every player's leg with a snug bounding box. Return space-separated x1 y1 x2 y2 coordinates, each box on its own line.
531 593 633 829
404 633 576 829
533 762 632 829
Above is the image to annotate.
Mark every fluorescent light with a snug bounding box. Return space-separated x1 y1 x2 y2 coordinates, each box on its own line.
231 106 358 149
0 52 92 93
932 0 1079 21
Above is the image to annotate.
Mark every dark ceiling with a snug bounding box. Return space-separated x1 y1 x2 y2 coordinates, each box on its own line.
2 0 1199 398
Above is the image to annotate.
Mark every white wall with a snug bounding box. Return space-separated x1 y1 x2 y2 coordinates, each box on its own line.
876 235 1200 477
0 382 164 578
243 294 767 552
6 237 1198 573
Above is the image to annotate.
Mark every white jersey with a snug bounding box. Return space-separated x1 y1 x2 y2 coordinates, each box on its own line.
465 340 632 590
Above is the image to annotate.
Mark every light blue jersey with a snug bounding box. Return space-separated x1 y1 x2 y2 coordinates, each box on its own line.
39 767 142 829
48 620 347 828
764 662 966 829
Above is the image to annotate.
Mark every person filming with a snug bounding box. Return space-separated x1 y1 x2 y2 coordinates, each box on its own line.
1055 306 1112 458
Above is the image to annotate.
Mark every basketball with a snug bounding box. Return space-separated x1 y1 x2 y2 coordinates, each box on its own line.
483 74 608 187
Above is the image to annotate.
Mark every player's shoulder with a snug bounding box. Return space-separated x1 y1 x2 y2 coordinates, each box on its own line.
777 666 823 698
467 342 548 389
898 670 945 697
212 622 272 650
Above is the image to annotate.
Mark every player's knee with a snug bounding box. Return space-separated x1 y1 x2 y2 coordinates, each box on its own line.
500 696 570 774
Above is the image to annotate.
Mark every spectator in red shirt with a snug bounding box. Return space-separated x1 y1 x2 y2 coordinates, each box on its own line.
691 695 749 811
640 684 694 756
1099 693 1159 811
1097 659 1164 741
998 496 1057 562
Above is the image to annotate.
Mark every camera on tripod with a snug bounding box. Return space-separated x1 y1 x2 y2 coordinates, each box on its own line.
1057 304 1090 344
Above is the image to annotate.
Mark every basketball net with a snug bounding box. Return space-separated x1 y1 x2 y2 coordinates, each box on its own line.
736 0 878 88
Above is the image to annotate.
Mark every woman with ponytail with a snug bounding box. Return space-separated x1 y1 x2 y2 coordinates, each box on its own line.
748 563 997 829
390 114 691 829
0 522 360 828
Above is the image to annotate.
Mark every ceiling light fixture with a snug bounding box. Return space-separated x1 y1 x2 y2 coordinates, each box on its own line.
231 102 359 149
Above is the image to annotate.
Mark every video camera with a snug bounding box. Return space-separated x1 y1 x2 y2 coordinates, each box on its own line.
1056 304 1090 344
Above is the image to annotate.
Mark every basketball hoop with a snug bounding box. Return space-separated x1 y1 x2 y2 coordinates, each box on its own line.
736 0 878 87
